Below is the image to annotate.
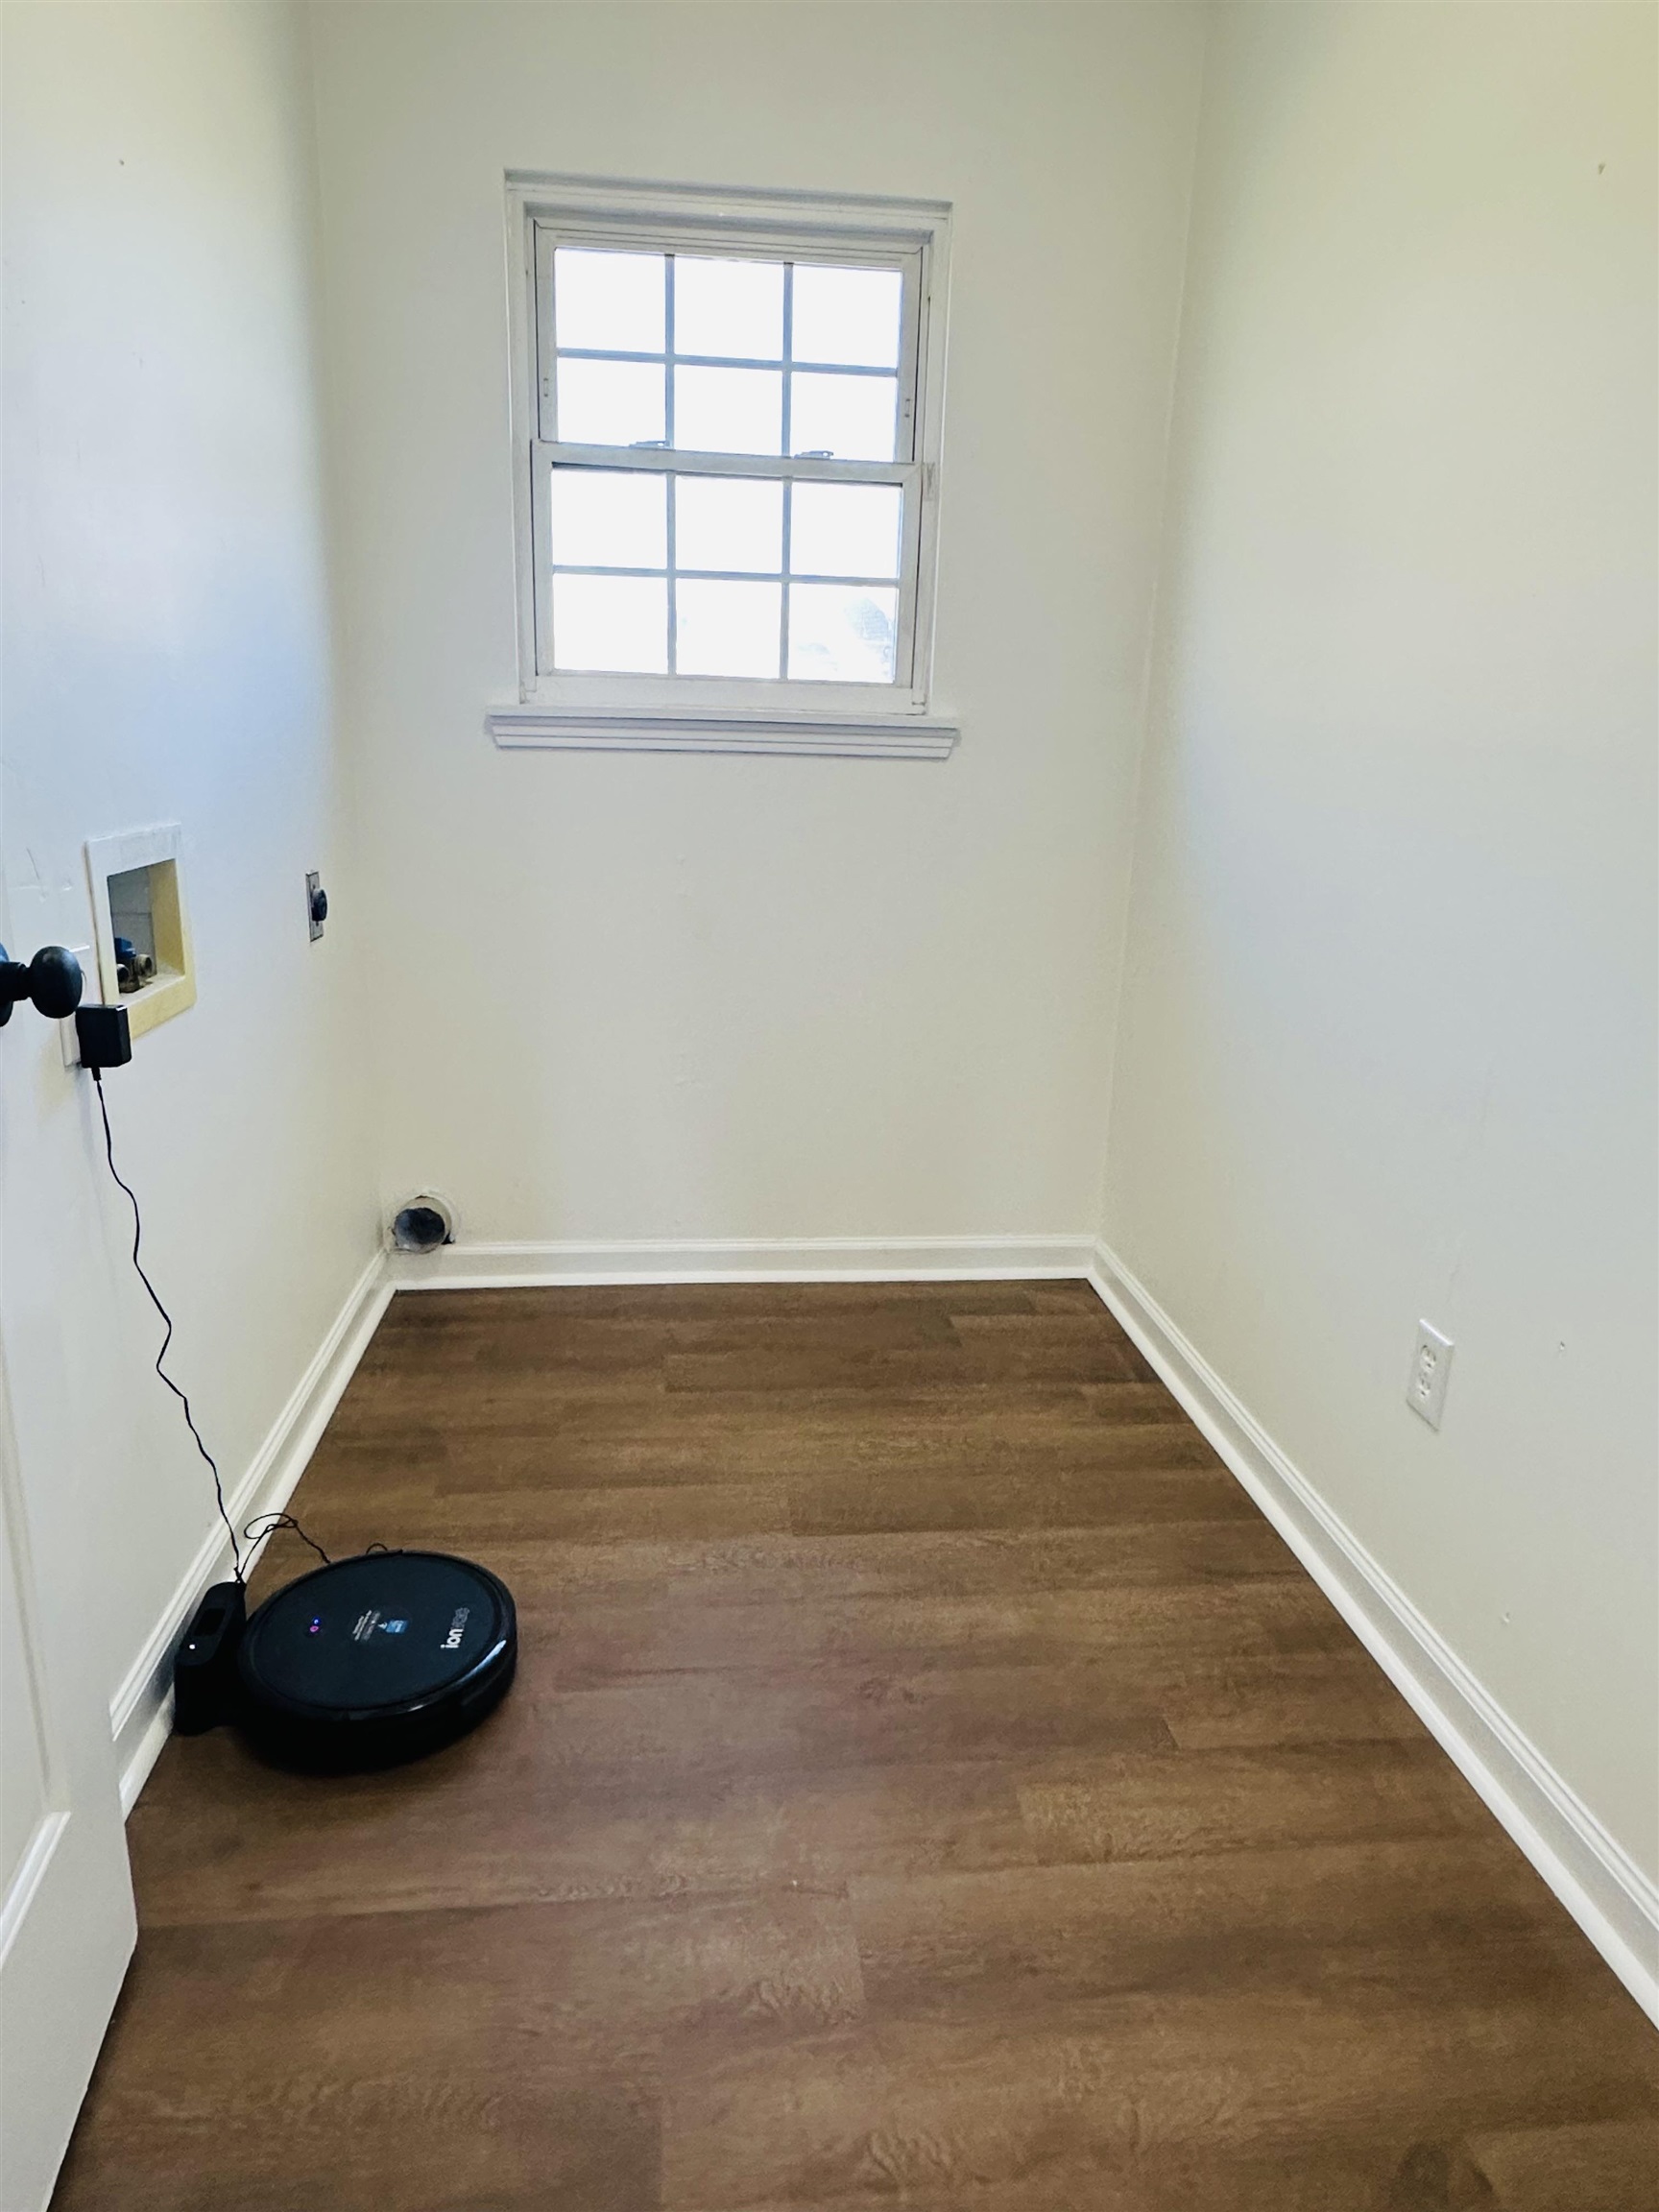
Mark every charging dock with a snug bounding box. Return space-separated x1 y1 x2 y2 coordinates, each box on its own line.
173 1581 248 1734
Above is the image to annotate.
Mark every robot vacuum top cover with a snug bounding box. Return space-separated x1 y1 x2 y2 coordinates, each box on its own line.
237 1550 516 1768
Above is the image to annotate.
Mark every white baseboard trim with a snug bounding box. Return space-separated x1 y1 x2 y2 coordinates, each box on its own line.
111 1248 393 1815
389 1234 1097 1290
1088 1238 1659 2028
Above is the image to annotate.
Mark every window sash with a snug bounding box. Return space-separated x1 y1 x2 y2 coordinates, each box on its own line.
531 447 924 686
507 182 948 721
532 223 925 462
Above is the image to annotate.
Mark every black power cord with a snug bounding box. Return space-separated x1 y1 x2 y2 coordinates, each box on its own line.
91 1070 354 1588
92 1068 246 1582
242 1511 331 1567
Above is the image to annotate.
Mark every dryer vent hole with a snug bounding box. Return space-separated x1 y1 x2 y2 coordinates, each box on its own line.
391 1196 454 1254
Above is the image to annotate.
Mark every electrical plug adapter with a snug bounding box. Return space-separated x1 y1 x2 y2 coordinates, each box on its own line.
74 1001 132 1070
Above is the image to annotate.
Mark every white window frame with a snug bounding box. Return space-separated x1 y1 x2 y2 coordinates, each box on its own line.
493 173 956 758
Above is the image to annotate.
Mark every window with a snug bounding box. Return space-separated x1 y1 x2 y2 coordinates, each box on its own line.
497 177 954 755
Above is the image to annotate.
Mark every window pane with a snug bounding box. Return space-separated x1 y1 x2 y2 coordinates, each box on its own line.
787 583 899 684
789 373 897 462
674 365 782 455
675 256 783 361
676 580 781 678
791 264 902 369
557 357 665 446
789 482 902 580
554 248 664 353
549 469 666 568
675 477 782 574
552 573 667 672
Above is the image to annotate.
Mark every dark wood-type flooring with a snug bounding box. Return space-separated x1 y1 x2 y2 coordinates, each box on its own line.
54 1282 1657 2210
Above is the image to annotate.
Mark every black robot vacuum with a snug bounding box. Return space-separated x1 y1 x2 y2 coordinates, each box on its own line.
174 1551 517 1770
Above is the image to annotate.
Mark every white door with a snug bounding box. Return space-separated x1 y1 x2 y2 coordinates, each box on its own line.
0 912 136 2207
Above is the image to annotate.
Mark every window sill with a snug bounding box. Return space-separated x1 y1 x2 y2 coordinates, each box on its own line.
485 706 959 760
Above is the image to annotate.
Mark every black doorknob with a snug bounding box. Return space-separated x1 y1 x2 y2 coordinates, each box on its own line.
0 944 85 1025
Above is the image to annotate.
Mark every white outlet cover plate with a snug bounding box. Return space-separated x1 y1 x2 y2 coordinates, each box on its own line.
1407 1319 1455 1430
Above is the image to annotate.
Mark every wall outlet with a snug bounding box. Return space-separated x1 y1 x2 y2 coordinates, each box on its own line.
1407 1320 1454 1430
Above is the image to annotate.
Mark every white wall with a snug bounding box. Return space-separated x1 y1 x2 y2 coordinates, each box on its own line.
1 2 377 1756
309 1 1205 1247
1104 3 1658 1878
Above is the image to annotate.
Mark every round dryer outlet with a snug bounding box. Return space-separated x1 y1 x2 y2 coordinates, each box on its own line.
389 1192 456 1254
